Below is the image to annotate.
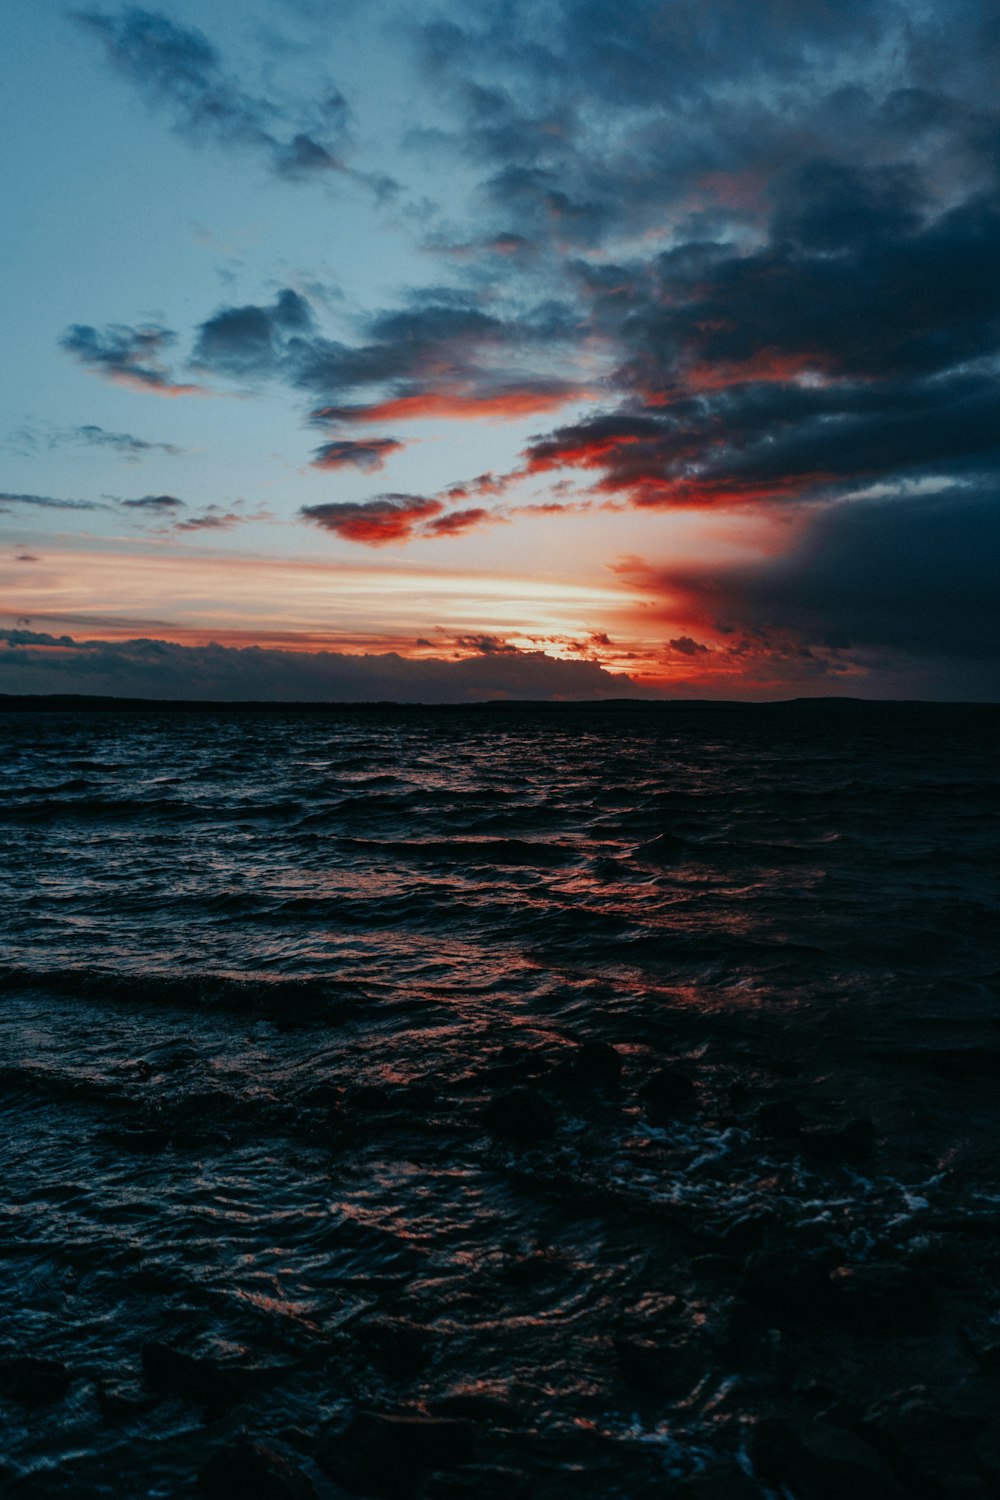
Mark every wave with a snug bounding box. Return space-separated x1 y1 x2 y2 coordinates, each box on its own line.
0 964 361 1019
337 836 578 866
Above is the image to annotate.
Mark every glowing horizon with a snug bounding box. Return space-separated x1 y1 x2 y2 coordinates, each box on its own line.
3 2 999 701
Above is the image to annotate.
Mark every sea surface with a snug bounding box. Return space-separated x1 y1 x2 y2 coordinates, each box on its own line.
2 700 1000 1497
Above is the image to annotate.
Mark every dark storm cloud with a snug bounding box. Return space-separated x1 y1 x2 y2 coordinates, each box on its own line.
413 2 961 253
619 186 1000 390
521 368 1000 508
518 175 1000 507
411 0 1000 279
0 629 655 703
479 166 611 248
74 7 350 180
768 158 925 251
60 323 203 396
420 0 895 109
640 486 1000 682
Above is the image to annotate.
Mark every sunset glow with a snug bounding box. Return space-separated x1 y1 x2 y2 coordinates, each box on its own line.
3 2 998 701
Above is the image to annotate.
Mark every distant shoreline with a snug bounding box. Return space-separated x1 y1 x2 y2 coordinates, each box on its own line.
1 693 998 713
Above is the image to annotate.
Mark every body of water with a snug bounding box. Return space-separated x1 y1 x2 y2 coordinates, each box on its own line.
2 700 999 1497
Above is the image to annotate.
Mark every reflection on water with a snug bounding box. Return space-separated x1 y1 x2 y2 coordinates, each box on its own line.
1 702 999 1495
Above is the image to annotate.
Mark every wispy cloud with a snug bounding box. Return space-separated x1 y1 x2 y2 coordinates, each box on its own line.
173 507 251 533
4 422 184 462
69 424 184 460
115 495 269 534
119 494 187 513
0 490 107 512
60 323 206 396
73 7 352 180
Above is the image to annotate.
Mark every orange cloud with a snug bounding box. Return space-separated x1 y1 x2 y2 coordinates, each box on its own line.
300 494 444 546
101 371 209 398
312 383 587 425
310 437 404 471
682 351 831 392
422 507 503 538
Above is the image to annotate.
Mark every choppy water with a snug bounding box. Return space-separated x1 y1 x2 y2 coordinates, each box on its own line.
2 701 999 1497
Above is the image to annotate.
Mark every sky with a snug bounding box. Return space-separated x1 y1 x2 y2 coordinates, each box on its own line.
2 0 999 701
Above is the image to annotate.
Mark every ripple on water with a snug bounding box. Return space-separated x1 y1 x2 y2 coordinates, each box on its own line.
1 701 999 1494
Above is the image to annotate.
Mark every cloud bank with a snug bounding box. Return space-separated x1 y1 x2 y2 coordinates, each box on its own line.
0 629 657 703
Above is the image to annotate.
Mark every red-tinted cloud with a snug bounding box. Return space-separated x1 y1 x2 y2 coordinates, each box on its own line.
300 493 444 545
311 381 586 425
310 437 404 472
607 484 1000 697
60 323 207 397
422 506 501 537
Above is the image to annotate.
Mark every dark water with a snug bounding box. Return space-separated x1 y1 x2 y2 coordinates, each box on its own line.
2 700 1000 1497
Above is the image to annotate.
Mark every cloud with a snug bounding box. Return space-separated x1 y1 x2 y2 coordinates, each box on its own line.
191 288 314 378
421 0 899 115
620 189 1000 393
115 496 267 533
668 636 710 657
443 471 511 501
299 491 505 545
60 323 205 396
422 506 500 537
119 493 186 512
0 491 106 512
310 380 585 424
520 367 1000 510
510 177 1000 511
625 485 1000 696
393 0 1000 542
53 0 1000 699
0 628 657 703
7 423 184 462
288 301 509 397
300 493 444 545
310 437 404 472
189 287 586 423
72 424 183 459
450 633 519 655
173 508 248 532
74 7 351 181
